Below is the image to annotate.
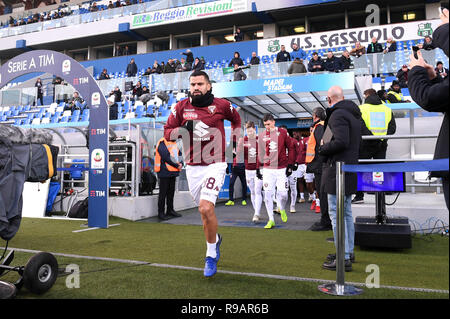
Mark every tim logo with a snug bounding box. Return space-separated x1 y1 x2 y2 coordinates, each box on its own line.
62 60 71 74
90 190 105 197
73 77 89 85
91 92 101 106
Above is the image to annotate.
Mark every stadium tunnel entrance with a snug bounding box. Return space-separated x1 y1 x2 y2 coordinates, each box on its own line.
0 50 110 228
1 56 365 223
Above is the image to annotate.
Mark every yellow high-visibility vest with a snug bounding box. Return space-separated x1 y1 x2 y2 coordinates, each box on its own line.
359 103 392 136
387 90 403 103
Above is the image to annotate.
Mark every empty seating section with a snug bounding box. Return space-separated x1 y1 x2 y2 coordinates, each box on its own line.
0 91 188 126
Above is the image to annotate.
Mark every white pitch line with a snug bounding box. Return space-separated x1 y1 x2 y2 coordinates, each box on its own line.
3 247 448 295
72 223 121 233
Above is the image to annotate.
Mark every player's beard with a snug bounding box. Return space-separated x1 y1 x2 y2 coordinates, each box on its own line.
189 89 214 107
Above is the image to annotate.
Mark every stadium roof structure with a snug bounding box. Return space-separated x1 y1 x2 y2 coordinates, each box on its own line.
212 71 363 119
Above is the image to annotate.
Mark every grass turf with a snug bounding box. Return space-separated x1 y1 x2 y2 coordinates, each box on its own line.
1 216 448 299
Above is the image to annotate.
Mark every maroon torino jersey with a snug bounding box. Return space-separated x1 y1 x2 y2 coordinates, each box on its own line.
164 97 241 166
236 135 259 170
258 127 295 169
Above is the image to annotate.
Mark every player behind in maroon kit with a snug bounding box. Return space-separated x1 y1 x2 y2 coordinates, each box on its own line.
257 114 296 229
164 70 242 277
236 121 263 222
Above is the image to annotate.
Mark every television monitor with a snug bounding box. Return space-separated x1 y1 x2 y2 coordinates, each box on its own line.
356 171 406 192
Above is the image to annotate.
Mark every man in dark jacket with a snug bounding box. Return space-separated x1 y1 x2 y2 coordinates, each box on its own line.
250 52 260 65
181 49 194 64
319 85 361 271
367 37 383 54
155 137 183 220
234 28 244 42
249 52 260 79
276 45 291 63
338 50 352 71
352 89 396 204
308 52 324 72
308 107 331 231
126 58 138 77
396 65 409 88
164 59 176 73
229 52 244 67
323 51 339 72
419 36 435 50
408 15 449 209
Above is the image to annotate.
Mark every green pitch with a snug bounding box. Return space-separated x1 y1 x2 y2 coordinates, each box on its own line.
2 217 448 299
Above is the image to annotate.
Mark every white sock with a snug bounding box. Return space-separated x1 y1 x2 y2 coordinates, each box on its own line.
206 234 219 258
316 198 320 206
300 193 305 199
309 193 315 200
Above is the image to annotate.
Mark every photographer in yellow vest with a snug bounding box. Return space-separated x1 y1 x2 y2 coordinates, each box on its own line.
352 89 396 204
155 137 183 220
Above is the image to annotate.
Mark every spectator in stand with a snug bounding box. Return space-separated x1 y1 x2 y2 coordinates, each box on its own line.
367 37 383 54
176 58 192 72
164 59 176 73
250 52 260 65
234 28 244 42
277 45 291 75
419 36 435 50
143 67 152 76
90 2 99 12
34 78 44 106
192 58 205 71
151 60 163 74
233 64 247 81
350 41 366 57
288 58 307 74
276 45 291 63
338 50 352 70
109 86 122 103
108 1 115 9
249 52 260 79
114 45 122 57
126 58 138 77
65 91 84 111
386 80 410 103
383 37 397 53
99 69 110 80
133 81 143 100
435 61 448 79
115 0 122 8
139 86 152 105
122 45 131 56
181 49 194 64
229 52 244 67
107 96 118 120
323 50 339 72
396 65 409 88
290 43 307 61
308 52 324 72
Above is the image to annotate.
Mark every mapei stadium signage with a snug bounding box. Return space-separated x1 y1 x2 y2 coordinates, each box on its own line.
258 19 441 56
131 0 248 29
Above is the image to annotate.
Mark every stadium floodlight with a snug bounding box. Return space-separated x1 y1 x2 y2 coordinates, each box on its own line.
294 26 305 33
